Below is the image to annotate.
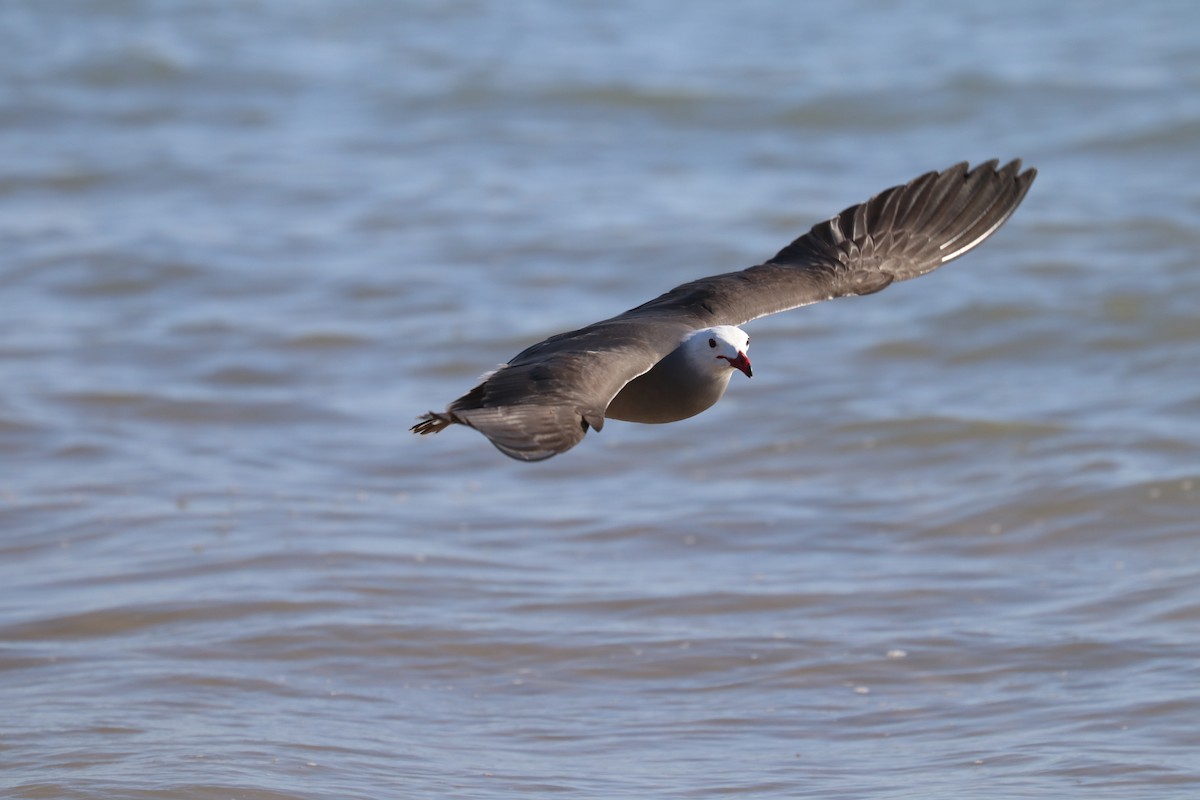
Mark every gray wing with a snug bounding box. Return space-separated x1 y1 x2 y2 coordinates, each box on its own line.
412 314 701 461
626 159 1036 326
414 159 1036 461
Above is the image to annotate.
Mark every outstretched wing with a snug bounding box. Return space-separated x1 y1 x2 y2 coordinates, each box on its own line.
624 159 1036 327
412 314 700 461
414 159 1036 460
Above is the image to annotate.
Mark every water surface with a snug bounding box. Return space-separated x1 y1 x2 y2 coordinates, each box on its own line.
3 2 1200 798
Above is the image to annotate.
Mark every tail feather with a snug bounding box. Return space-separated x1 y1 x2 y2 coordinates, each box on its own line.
411 412 454 435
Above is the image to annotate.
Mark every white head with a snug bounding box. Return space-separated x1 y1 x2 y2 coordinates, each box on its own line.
684 325 752 380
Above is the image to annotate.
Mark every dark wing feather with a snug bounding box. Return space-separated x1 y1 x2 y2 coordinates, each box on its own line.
414 315 700 461
414 159 1036 460
627 159 1035 327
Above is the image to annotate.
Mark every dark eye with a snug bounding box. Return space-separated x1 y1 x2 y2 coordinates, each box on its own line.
708 338 717 348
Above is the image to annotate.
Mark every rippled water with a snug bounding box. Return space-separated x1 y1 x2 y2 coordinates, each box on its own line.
3 1 1200 798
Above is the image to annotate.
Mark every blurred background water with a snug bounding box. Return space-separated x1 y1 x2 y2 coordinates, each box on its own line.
2 1 1199 798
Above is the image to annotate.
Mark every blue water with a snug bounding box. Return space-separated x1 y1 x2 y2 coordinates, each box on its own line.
2 2 1200 798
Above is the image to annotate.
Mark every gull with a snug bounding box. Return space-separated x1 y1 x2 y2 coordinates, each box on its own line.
412 159 1036 461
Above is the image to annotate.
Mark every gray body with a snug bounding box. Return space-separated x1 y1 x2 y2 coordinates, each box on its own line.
604 343 734 424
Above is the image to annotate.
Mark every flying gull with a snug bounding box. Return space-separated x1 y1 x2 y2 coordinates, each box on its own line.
412 159 1036 461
